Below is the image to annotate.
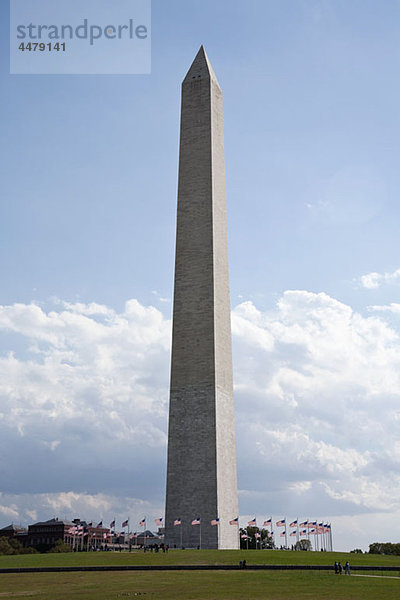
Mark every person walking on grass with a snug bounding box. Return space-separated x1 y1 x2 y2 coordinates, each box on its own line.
345 561 351 575
334 561 338 574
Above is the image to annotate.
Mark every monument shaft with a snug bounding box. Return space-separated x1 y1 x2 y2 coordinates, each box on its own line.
165 47 239 550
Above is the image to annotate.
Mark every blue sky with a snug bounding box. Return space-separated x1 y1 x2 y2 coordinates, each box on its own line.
1 0 400 551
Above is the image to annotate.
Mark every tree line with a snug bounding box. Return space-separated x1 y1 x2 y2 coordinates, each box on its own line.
0 537 71 555
369 542 400 555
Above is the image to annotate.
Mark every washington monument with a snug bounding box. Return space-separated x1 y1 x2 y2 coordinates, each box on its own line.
164 47 239 550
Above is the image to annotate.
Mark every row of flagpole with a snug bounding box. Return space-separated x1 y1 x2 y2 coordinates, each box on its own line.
244 517 333 551
68 516 333 551
170 516 332 551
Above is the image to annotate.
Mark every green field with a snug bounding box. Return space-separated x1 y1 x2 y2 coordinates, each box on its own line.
1 548 400 568
1 550 399 599
1 569 400 600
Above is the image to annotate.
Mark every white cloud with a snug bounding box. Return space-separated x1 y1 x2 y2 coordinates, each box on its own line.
231 290 400 547
1 292 400 550
0 491 162 530
359 268 400 289
0 298 171 505
369 303 400 314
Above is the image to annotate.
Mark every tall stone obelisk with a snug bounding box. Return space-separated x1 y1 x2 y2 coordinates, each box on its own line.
164 47 239 550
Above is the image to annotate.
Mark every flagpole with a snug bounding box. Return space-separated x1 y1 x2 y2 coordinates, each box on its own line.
296 517 299 547
285 517 287 550
271 517 274 548
199 520 202 550
180 522 183 549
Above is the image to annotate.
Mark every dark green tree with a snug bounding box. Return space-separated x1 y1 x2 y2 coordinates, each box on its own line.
0 537 14 555
239 527 274 549
295 539 312 551
48 539 72 553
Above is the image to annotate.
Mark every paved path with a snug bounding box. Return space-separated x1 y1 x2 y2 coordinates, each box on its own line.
353 574 400 580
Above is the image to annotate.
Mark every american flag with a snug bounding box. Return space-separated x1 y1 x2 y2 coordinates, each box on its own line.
248 518 256 526
289 520 297 527
241 534 248 539
191 518 201 525
229 517 239 525
211 518 220 526
308 521 317 527
280 531 286 537
299 521 308 527
122 519 129 527
110 520 115 528
309 528 316 534
290 530 297 537
68 527 76 534
155 518 163 526
139 519 145 527
103 533 107 539
263 519 272 526
276 519 285 527
96 521 103 528
300 529 307 535
174 519 182 526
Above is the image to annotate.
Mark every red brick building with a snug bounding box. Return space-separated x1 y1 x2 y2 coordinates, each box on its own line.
27 518 73 550
0 524 28 543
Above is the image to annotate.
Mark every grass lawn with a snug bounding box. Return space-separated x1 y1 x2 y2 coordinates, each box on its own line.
1 550 400 599
1 569 400 600
1 548 400 569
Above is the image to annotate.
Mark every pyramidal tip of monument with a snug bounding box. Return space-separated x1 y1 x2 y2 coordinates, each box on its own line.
183 45 221 88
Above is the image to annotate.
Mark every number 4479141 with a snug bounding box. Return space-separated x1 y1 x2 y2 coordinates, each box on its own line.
19 42 66 51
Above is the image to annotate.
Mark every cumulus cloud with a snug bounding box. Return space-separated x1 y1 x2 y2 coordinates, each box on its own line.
369 303 400 314
1 292 400 550
359 268 400 289
231 291 400 536
0 491 162 530
0 299 171 502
